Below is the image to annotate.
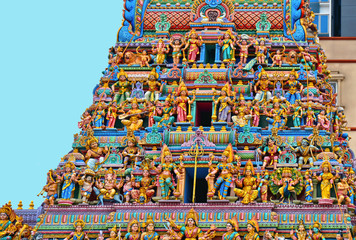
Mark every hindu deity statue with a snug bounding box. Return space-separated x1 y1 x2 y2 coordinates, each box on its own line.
317 110 330 131
258 170 269 203
236 38 253 64
291 101 303 127
145 101 159 127
93 103 106 128
264 97 289 130
222 216 240 240
255 39 268 64
152 40 170 64
60 161 77 200
299 47 317 69
254 68 272 104
271 49 284 68
122 172 135 203
141 216 159 240
243 218 260 240
38 169 60 206
206 144 238 200
261 137 281 170
313 159 337 199
85 137 109 171
111 69 130 105
136 47 151 67
170 36 185 65
153 145 183 199
120 98 144 131
231 94 251 127
94 168 123 205
145 69 162 102
334 107 347 135
0 204 17 240
304 170 313 203
78 110 92 131
77 168 95 204
175 81 195 123
64 220 89 240
337 175 351 205
347 168 356 206
106 102 118 128
213 82 234 122
308 222 325 240
271 168 301 203
234 160 259 204
183 30 203 63
293 138 318 169
153 95 175 128
123 219 141 240
285 69 303 105
290 220 308 240
105 225 119 240
122 137 142 169
218 30 236 62
167 208 216 240
305 103 316 127
131 160 156 204
250 100 261 127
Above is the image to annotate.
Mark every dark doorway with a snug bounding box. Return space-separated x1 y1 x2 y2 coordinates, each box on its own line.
205 44 216 64
184 168 208 203
195 101 212 127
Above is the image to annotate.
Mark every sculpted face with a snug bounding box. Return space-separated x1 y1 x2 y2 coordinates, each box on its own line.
76 225 83 232
119 75 126 81
147 223 154 232
301 139 309 147
289 74 296 81
110 230 116 238
165 155 172 163
247 224 253 233
0 213 8 220
131 223 139 232
143 170 149 177
226 223 232 231
298 224 305 232
91 141 98 149
128 141 134 147
187 218 195 227
221 154 228 163
246 169 252 176
224 33 230 39
268 139 275 146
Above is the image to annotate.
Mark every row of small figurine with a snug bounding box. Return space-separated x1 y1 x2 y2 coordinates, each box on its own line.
64 210 335 240
108 30 321 69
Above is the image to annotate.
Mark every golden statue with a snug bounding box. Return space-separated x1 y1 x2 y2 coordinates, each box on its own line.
244 218 260 240
313 159 337 199
234 160 259 204
120 98 144 131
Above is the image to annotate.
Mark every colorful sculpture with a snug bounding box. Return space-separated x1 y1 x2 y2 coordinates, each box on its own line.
304 170 313 203
38 169 60 206
293 138 318 169
141 216 159 240
112 69 130 104
123 219 141 240
261 137 281 170
206 144 237 200
175 81 195 123
222 216 240 240
291 101 303 127
93 103 106 128
285 69 303 105
270 168 302 203
131 160 156 204
236 38 253 64
183 30 203 63
94 167 123 205
317 110 330 131
254 68 272 103
234 160 258 204
85 137 109 171
308 222 325 240
170 36 185 64
152 40 170 64
244 218 260 240
258 170 269 203
153 95 175 127
218 30 236 62
264 98 289 130
313 159 337 199
255 39 268 64
145 69 162 102
60 161 77 200
0 204 18 240
290 220 307 240
120 98 144 131
78 169 95 204
231 94 251 127
122 137 142 169
337 175 351 205
213 82 234 122
64 220 89 240
106 102 118 128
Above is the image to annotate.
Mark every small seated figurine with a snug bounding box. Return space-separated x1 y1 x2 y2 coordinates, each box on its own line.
218 30 236 62
206 144 238 200
293 138 318 169
136 47 151 67
85 137 109 171
77 168 96 204
290 220 307 240
317 110 330 131
152 40 170 64
337 175 351 205
222 216 240 240
153 95 175 128
94 168 123 205
112 69 130 105
120 98 144 132
308 222 325 240
0 203 18 240
271 49 284 68
167 208 216 240
141 216 159 240
105 225 119 240
244 218 260 240
261 137 281 170
299 47 317 69
145 69 162 102
123 219 141 240
38 169 60 206
213 82 234 122
152 144 183 199
231 94 251 127
234 160 259 204
236 38 253 64
122 137 142 169
131 160 156 204
64 220 89 240
264 97 290 130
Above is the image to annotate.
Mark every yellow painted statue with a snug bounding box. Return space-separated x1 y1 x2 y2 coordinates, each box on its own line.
234 160 259 204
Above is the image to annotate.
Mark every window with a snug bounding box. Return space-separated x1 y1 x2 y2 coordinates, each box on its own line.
310 0 331 36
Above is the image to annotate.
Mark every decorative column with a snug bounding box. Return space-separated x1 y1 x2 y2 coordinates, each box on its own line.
198 43 206 64
215 43 221 63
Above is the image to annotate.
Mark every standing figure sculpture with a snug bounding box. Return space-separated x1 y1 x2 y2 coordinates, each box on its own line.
255 39 268 64
206 144 238 200
261 137 281 170
292 101 303 127
145 69 162 102
293 138 318 169
106 102 118 128
234 160 259 204
213 82 234 122
78 169 96 204
254 68 272 104
304 170 313 203
244 218 260 240
290 221 308 240
175 81 195 122
123 219 141 240
93 103 106 128
167 208 216 240
122 137 142 169
183 30 203 63
313 160 337 199
112 69 130 105
60 161 77 200
317 110 330 131
64 220 89 240
152 40 170 65
308 222 325 240
218 30 236 62
285 69 303 105
236 38 253 64
222 216 241 240
39 169 60 206
153 145 183 199
232 94 251 127
170 37 185 65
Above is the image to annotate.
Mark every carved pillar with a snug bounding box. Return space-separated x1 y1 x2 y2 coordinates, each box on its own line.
177 168 186 201
198 43 206 64
215 43 221 63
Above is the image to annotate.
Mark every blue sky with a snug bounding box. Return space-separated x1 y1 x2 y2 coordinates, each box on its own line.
0 0 123 208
